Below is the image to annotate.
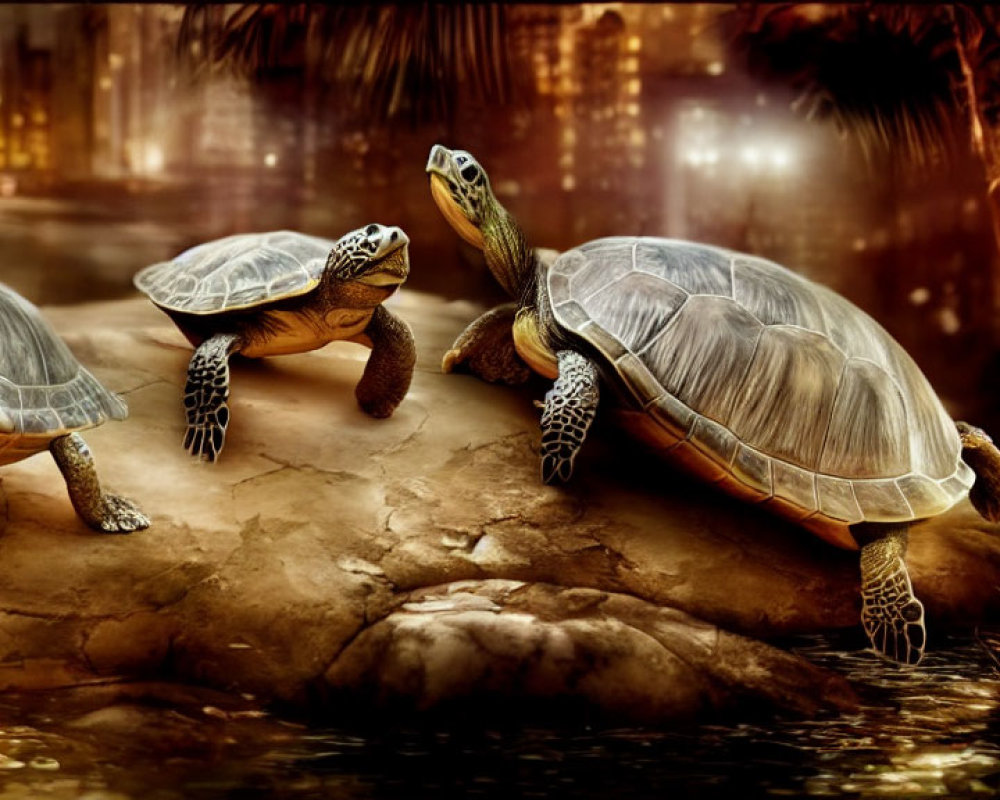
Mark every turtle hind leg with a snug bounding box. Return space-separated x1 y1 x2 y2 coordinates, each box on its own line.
184 332 241 462
50 433 149 533
957 421 1000 521
854 523 925 666
540 350 600 485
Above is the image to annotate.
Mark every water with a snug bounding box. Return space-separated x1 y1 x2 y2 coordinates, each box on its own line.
0 633 998 798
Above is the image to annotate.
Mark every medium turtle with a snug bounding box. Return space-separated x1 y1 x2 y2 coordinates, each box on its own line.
427 143 1000 666
0 283 148 532
134 225 415 462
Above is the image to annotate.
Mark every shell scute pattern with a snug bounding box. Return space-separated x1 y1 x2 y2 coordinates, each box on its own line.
548 237 972 524
732 443 772 496
772 460 819 512
578 322 628 363
689 416 738 467
816 475 864 524
134 231 336 314
0 285 126 436
648 392 695 438
896 365 960 480
567 242 634 301
729 326 844 470
590 270 686 352
895 474 950 518
634 239 734 296
853 480 913 520
733 256 828 331
641 294 763 425
820 359 910 478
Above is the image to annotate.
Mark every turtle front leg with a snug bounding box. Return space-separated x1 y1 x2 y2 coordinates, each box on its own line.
49 433 149 533
854 523 925 666
184 332 242 462
443 302 531 385
352 305 416 419
540 350 600 485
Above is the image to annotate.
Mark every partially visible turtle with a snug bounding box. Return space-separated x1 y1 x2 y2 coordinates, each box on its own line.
134 225 415 462
427 144 1000 666
0 283 148 532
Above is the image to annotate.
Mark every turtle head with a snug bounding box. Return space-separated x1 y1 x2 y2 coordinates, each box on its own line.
427 145 491 249
427 145 533 300
326 224 410 291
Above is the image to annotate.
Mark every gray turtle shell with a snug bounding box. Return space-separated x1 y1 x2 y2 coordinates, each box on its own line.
546 237 973 528
134 231 336 315
0 284 125 436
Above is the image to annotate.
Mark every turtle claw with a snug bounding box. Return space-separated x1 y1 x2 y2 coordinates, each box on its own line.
540 451 575 485
356 390 396 419
184 422 226 463
863 595 926 667
97 493 150 534
441 348 461 374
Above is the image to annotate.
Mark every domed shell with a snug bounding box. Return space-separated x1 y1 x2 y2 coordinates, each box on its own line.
134 231 337 315
0 284 126 436
546 237 973 545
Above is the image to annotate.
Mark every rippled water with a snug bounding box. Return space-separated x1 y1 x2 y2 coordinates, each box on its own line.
0 634 999 799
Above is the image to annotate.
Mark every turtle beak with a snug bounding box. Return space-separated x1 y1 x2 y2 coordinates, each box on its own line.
359 226 410 288
426 144 455 178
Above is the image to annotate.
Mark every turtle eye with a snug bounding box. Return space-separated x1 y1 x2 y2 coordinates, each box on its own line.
460 164 479 182
365 224 379 236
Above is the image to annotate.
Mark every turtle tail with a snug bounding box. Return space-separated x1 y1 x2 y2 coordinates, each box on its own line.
957 421 1000 522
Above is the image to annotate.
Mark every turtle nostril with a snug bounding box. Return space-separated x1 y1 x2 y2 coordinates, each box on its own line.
389 230 398 242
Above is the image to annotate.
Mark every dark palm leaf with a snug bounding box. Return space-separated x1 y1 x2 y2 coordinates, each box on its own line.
949 6 1000 168
177 3 522 125
730 5 966 168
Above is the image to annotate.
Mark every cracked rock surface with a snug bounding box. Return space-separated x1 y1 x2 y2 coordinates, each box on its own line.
0 292 997 721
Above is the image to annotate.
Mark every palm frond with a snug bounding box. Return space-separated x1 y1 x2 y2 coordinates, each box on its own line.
730 4 965 168
176 3 524 126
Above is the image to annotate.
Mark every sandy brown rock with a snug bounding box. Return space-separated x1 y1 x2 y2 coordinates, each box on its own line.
0 292 995 720
324 580 857 721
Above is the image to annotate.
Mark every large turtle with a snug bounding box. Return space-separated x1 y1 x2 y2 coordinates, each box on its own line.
427 143 1000 665
134 224 415 462
0 283 148 533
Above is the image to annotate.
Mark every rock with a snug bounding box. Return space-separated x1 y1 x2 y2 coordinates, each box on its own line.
0 291 996 721
323 580 858 721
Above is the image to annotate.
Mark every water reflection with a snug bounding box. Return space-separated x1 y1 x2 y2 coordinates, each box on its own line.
0 636 995 798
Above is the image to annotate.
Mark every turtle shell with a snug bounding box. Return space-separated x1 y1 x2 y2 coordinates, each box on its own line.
0 284 126 439
546 237 973 547
133 231 336 315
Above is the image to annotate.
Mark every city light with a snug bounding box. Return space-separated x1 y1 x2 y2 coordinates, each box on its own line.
738 144 795 171
264 151 278 168
740 146 761 167
143 143 164 174
684 148 719 167
769 148 792 169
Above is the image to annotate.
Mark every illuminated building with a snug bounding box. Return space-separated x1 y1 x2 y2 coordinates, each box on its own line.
0 15 52 176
